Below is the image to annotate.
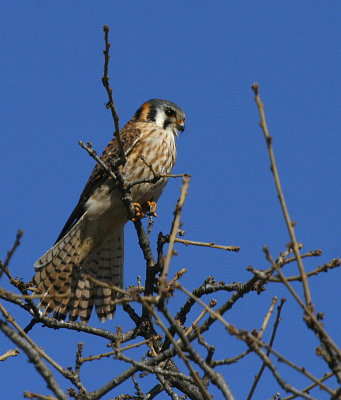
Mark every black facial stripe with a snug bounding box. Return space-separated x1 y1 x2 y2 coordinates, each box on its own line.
163 120 171 129
134 106 143 120
147 106 157 122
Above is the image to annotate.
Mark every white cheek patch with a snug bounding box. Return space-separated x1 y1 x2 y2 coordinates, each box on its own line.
154 110 166 129
154 110 178 136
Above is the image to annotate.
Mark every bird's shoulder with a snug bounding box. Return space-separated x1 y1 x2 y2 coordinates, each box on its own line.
55 119 144 242
82 119 145 195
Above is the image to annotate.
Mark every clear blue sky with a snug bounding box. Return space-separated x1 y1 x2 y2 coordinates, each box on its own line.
1 1 341 399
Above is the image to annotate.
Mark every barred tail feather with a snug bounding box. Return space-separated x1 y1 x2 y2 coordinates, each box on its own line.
95 227 124 322
34 217 83 269
34 221 124 323
34 218 84 314
66 225 124 323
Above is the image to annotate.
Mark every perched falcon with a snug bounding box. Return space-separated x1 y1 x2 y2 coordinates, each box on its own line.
34 99 185 323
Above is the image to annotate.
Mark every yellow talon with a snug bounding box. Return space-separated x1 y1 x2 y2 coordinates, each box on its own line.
146 201 158 217
132 202 144 221
131 201 158 221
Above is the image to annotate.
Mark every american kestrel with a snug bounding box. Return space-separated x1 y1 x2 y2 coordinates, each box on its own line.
34 99 185 323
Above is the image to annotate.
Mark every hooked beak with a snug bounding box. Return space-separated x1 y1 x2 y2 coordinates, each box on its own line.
176 120 185 132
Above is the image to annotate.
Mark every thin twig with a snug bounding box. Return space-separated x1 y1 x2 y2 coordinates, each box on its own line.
0 230 23 279
176 306 209 344
0 303 87 392
254 337 334 395
251 83 312 309
257 296 278 340
0 303 64 374
270 258 341 282
87 365 139 400
280 372 335 400
0 319 68 400
24 312 139 343
168 268 187 289
0 288 71 301
184 271 270 340
178 283 334 395
245 339 318 400
212 349 252 366
282 249 322 265
155 372 181 400
264 247 341 361
0 348 19 361
159 176 190 298
81 336 161 362
158 303 235 400
246 298 285 400
115 351 195 385
140 297 213 400
24 392 58 400
175 277 254 327
174 237 240 252
101 25 126 164
79 141 118 185
128 156 188 189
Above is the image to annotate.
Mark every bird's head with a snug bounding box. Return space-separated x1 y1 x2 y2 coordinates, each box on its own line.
134 99 186 136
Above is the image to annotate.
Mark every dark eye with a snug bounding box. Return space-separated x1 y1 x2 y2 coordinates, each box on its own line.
165 108 175 117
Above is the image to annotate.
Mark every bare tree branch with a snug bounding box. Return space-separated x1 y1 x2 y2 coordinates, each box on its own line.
0 230 23 280
270 257 341 282
280 372 335 400
0 319 68 400
246 298 285 400
2 27 340 400
102 25 125 164
159 175 190 300
252 83 312 309
173 237 240 252
0 347 19 361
